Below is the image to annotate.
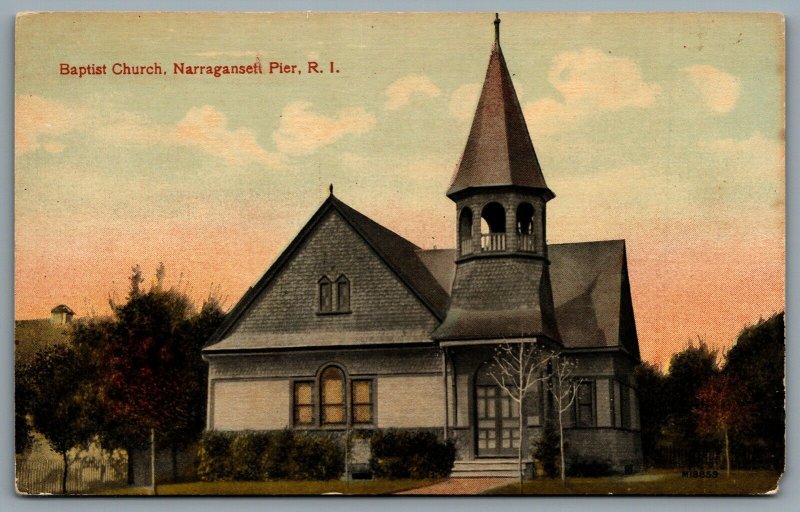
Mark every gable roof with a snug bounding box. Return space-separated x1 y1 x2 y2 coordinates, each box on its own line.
416 249 457 294
447 29 552 199
50 304 74 314
204 195 450 350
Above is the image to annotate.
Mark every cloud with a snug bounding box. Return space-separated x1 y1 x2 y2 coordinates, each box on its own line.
523 48 660 135
683 64 740 113
449 83 481 122
102 106 285 167
384 75 441 111
15 95 87 154
273 101 376 155
174 106 284 166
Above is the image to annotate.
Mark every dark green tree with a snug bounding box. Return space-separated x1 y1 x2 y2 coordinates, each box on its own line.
663 339 719 466
634 361 669 466
21 345 97 494
723 312 784 469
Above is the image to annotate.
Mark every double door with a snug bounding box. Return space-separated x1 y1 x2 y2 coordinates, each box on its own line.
476 384 520 456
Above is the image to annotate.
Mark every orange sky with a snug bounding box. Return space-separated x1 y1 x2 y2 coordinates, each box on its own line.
14 13 785 365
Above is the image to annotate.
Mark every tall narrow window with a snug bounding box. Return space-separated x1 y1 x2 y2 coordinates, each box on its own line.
321 366 345 425
293 381 314 426
619 384 631 429
576 381 594 427
319 276 332 312
336 275 350 312
459 207 473 255
351 380 373 424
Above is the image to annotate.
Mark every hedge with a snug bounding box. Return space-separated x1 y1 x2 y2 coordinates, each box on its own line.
369 430 455 479
197 430 343 481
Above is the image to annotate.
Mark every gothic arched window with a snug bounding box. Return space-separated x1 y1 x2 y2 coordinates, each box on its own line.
336 275 350 312
319 276 332 312
320 366 346 425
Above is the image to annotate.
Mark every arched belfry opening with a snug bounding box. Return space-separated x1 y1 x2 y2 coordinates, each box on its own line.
480 202 506 251
516 202 535 252
459 207 474 255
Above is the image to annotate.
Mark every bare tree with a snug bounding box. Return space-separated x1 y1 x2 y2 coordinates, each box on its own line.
547 355 582 483
488 342 551 491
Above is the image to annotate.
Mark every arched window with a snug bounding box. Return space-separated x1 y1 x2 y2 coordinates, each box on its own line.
320 366 346 425
516 203 535 252
336 275 350 312
459 207 473 255
318 276 332 312
480 202 506 251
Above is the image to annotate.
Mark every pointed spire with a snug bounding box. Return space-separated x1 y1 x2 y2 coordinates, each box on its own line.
447 15 553 200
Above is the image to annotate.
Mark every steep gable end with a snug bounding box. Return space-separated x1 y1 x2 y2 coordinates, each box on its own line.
204 196 447 352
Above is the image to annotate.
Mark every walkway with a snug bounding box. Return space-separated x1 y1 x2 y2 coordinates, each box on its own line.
397 477 514 495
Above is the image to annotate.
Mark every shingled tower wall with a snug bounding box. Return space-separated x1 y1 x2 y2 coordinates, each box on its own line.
433 15 560 344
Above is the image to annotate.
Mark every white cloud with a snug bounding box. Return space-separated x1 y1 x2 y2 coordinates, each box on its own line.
174 106 284 166
448 83 481 122
273 101 376 156
384 75 441 111
523 48 661 135
683 64 740 113
15 95 87 154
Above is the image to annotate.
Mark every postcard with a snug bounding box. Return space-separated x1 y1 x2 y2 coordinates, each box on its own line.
14 12 784 496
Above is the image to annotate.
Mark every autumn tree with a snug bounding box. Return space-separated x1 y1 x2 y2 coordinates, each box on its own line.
21 345 97 494
694 374 752 478
488 342 551 491
547 355 581 483
72 265 225 487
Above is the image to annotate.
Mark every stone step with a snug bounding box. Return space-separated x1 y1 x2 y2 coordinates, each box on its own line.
451 459 529 478
450 470 520 478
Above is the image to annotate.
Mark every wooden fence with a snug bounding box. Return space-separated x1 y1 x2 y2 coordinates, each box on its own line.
16 457 128 495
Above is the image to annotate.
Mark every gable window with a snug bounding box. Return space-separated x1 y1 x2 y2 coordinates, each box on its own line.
336 275 350 312
619 383 631 429
351 380 373 424
319 277 332 312
293 381 314 426
576 381 595 427
321 366 346 425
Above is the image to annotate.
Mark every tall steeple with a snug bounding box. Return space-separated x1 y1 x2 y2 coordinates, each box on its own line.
433 15 560 344
448 13 552 200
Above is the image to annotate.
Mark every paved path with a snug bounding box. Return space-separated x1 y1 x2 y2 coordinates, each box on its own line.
397 477 514 495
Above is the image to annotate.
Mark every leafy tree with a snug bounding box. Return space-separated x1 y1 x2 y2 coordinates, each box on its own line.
15 370 33 454
663 339 719 465
71 265 225 485
634 362 669 466
487 343 550 491
694 374 752 478
723 312 785 469
21 345 97 494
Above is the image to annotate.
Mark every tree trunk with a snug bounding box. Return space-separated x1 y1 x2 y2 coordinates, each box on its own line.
724 426 731 479
518 403 524 493
559 407 566 484
171 444 178 482
150 429 157 495
61 450 69 495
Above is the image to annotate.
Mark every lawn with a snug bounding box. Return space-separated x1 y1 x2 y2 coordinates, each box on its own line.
485 470 782 496
95 479 439 496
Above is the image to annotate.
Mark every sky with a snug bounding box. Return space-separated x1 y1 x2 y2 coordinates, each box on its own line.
15 12 784 366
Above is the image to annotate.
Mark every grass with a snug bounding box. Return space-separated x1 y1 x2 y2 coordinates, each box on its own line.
485 469 782 496
94 479 440 496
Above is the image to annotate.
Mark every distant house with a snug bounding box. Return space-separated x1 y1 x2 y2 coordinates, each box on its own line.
50 304 75 326
203 17 643 474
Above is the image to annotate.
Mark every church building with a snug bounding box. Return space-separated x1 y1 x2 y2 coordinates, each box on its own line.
203 16 643 475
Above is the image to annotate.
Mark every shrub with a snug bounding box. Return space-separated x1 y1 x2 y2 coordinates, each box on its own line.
566 455 615 477
260 429 344 481
197 431 235 481
230 431 270 480
534 422 560 478
370 430 455 479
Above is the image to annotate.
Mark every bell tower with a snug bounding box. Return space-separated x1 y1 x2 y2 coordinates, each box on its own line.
433 14 560 344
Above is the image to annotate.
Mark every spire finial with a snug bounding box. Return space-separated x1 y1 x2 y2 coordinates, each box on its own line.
494 13 500 43
329 183 334 196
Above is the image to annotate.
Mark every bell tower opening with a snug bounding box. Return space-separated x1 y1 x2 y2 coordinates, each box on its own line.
459 207 474 256
480 202 506 252
516 202 535 252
